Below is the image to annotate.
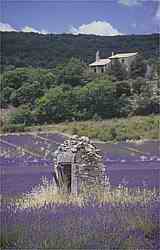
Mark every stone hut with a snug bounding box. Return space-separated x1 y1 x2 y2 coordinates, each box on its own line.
53 135 106 195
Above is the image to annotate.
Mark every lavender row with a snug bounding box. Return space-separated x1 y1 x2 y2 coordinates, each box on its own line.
1 200 160 249
2 133 159 156
1 134 160 162
1 153 160 164
1 166 159 196
1 171 53 196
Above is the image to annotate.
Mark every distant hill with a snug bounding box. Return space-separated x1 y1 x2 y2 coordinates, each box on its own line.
1 32 159 70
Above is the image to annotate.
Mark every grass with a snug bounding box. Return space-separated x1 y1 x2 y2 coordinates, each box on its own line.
2 114 159 142
14 177 158 209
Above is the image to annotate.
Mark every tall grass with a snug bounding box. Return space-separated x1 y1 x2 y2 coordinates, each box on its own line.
14 177 158 209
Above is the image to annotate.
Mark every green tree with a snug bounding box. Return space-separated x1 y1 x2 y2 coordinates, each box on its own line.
131 77 146 95
128 80 159 115
116 94 131 117
75 79 117 120
35 86 74 123
1 68 32 89
130 55 147 79
10 81 43 107
109 60 128 81
54 58 86 86
114 80 131 97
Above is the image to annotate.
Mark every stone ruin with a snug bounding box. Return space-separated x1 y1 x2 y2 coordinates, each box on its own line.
53 135 106 195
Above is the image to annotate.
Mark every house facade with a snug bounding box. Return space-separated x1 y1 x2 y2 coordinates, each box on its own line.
109 52 138 71
89 51 111 74
89 51 138 73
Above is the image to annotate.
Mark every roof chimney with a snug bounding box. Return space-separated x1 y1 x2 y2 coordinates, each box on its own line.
112 51 114 56
96 50 100 61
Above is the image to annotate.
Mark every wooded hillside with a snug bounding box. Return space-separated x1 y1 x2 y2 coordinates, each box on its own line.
1 32 159 70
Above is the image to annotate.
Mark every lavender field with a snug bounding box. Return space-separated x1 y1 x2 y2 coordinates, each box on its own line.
1 133 160 195
0 133 160 249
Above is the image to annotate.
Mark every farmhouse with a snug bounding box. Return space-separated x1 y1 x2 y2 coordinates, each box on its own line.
89 51 111 74
109 52 138 71
89 51 138 73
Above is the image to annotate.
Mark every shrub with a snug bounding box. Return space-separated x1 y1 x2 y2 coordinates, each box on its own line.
8 105 34 126
2 124 26 133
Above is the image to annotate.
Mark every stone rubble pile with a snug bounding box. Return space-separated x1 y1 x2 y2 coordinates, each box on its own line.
54 135 102 161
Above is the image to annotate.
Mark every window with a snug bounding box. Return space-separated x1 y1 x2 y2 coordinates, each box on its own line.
101 68 104 73
94 68 96 73
122 59 125 63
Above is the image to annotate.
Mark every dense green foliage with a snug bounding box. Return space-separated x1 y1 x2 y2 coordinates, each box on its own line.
130 55 147 79
1 32 159 130
1 32 159 70
1 57 159 127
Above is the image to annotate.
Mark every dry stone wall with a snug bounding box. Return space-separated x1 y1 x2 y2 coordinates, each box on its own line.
53 135 106 193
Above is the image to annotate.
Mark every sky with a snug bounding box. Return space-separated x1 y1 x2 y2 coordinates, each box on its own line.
0 0 159 36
